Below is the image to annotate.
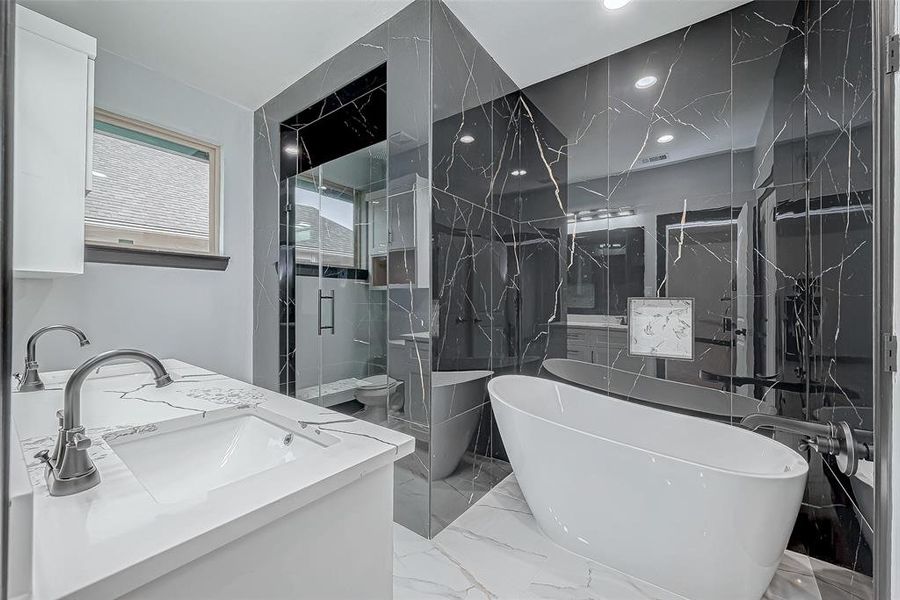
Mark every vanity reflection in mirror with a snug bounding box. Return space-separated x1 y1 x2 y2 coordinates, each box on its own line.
1 0 893 598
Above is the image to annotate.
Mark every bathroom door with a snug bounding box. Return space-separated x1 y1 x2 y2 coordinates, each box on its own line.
665 220 736 388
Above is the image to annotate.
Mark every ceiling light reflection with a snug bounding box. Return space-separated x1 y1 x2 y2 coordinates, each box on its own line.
634 75 657 89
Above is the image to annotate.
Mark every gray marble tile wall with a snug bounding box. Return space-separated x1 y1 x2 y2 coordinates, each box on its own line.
253 0 435 537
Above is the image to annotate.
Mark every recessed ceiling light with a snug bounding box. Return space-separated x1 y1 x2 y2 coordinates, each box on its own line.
459 134 475 144
283 145 299 155
656 134 674 144
511 169 527 177
603 0 633 9
91 171 107 178
634 75 658 89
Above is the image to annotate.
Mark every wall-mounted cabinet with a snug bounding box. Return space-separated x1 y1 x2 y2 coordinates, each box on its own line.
14 6 96 278
370 176 429 289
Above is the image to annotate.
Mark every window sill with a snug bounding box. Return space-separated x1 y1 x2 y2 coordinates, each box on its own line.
85 245 230 271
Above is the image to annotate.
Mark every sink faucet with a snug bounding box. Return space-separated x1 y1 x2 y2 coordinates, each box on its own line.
35 349 173 497
740 413 874 477
17 325 90 392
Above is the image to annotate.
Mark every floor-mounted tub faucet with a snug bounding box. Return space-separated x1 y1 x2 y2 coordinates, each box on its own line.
34 349 173 497
17 324 90 392
740 413 874 477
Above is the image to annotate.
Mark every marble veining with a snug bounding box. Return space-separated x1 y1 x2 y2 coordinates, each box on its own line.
11 359 415 600
247 0 877 573
393 474 873 600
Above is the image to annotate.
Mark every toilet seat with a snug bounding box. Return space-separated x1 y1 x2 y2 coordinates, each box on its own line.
356 375 399 391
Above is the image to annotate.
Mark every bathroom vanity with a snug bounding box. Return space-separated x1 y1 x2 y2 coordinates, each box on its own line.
10 360 414 600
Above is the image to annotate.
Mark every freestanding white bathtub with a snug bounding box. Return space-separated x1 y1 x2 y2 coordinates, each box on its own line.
488 375 808 600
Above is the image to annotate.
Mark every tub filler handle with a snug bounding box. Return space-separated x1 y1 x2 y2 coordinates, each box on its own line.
740 414 873 477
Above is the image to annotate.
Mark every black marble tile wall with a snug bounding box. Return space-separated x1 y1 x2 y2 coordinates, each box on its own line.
509 0 874 581
253 0 875 567
428 0 572 536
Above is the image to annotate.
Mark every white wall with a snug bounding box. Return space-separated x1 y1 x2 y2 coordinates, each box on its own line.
12 49 254 381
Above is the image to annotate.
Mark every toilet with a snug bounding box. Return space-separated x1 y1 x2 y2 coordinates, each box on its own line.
355 375 401 422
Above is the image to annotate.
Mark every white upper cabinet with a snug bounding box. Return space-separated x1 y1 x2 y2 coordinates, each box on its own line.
14 6 96 278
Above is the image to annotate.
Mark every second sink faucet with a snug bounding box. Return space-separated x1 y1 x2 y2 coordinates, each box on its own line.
18 324 90 392
36 348 173 497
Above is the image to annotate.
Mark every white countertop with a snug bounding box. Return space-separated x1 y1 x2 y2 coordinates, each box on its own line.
557 315 629 331
12 359 415 600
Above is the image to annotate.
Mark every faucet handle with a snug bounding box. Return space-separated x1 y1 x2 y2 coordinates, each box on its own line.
34 449 52 467
55 409 64 428
70 432 92 451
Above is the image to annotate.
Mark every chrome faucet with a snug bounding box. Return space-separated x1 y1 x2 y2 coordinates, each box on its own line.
34 349 173 497
17 325 90 392
740 413 874 477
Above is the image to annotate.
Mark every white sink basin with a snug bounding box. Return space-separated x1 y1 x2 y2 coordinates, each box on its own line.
106 409 340 504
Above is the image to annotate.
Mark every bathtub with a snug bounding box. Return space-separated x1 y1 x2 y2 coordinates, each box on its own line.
430 370 493 480
489 375 808 600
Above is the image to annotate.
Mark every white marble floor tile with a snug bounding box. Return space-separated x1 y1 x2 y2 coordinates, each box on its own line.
763 551 821 600
809 556 873 600
394 474 872 600
528 544 685 600
394 525 495 600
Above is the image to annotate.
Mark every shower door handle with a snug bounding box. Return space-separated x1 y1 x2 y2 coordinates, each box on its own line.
318 290 335 335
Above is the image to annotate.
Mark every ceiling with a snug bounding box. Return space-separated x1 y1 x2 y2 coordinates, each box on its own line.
19 0 413 110
22 0 751 111
444 0 751 90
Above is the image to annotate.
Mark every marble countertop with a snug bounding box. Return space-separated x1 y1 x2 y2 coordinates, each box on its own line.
554 317 628 331
12 359 415 600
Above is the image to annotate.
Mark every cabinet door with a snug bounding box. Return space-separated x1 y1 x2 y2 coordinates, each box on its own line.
567 345 592 362
388 193 416 250
368 189 388 255
14 28 89 276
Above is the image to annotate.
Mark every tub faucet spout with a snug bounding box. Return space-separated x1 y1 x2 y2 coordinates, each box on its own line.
739 413 873 477
37 349 173 497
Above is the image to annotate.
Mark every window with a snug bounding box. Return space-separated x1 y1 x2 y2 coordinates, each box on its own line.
293 176 367 270
86 109 220 255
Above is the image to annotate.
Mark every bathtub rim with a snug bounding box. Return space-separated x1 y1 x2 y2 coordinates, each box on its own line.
488 374 808 481
432 370 494 388
541 357 775 418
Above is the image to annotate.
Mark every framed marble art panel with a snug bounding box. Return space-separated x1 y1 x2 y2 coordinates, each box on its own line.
627 297 694 360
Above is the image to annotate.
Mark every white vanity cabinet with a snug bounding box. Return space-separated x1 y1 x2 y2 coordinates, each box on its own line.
13 6 96 278
566 324 650 373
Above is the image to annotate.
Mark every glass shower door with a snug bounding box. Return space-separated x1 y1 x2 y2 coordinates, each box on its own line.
292 143 389 422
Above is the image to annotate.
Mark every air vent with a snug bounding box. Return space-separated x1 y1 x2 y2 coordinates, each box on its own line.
641 153 668 164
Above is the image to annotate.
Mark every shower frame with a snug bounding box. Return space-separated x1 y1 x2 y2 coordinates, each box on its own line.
873 0 896 597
